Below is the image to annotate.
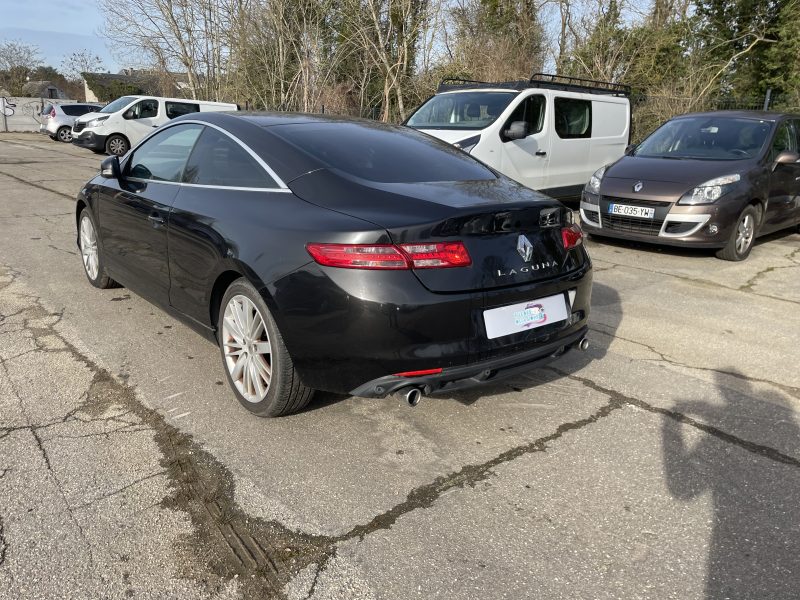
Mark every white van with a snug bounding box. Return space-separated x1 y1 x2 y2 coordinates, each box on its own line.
71 95 239 156
405 74 630 200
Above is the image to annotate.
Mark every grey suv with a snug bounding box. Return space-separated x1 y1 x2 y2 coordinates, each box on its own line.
581 111 800 260
40 103 103 143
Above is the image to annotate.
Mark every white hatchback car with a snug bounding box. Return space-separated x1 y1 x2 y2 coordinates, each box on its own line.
40 103 103 142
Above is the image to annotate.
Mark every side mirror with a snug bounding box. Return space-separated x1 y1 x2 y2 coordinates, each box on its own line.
123 109 135 120
504 121 529 141
100 156 121 179
774 150 800 166
624 144 637 156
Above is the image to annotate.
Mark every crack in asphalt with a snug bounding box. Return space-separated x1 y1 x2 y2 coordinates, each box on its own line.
589 323 800 402
0 514 6 568
0 170 76 201
549 367 800 469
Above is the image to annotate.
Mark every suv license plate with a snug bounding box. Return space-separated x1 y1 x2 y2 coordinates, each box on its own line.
608 204 655 219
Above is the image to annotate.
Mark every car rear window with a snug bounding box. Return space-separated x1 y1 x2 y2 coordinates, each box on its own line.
271 122 496 183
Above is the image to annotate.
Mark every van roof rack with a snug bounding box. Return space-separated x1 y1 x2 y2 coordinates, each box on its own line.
437 73 630 97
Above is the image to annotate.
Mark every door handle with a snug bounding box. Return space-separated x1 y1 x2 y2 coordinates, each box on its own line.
535 150 547 156
148 213 165 225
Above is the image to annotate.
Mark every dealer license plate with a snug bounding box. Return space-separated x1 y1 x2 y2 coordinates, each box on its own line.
608 203 655 219
483 294 569 340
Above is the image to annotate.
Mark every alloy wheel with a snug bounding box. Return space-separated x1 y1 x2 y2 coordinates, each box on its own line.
58 128 72 142
735 213 754 255
222 295 272 403
80 215 99 280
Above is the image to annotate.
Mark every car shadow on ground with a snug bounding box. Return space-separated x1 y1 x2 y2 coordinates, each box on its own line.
661 369 800 598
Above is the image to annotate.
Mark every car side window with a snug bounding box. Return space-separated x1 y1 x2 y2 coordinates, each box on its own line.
770 122 797 160
554 97 592 139
504 95 545 137
182 127 278 188
126 124 204 182
131 99 159 119
166 101 200 119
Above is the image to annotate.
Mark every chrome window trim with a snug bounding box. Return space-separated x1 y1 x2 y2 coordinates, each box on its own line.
126 118 290 190
125 177 291 193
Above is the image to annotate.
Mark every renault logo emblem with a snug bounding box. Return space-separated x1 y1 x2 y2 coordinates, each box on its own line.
633 181 644 192
517 235 534 262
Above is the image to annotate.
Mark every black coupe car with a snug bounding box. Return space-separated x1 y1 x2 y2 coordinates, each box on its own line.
76 112 592 416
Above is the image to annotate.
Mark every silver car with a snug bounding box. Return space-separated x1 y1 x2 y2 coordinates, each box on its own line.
40 103 103 142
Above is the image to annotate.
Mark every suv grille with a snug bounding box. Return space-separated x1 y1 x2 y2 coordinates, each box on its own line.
603 214 664 236
73 122 86 133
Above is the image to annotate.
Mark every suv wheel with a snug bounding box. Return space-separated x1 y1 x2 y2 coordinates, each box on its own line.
717 205 758 261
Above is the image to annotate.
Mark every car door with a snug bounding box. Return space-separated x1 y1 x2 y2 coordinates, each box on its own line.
97 123 204 305
168 125 284 325
545 96 592 195
122 98 162 146
497 94 549 190
764 120 800 233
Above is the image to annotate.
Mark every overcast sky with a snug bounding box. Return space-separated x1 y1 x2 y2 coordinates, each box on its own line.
0 0 119 72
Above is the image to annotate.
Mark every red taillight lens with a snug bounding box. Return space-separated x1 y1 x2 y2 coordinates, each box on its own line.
399 242 472 268
49 107 56 117
561 224 584 250
306 243 408 269
306 242 472 270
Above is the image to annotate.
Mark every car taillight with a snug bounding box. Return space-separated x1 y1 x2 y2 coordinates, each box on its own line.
561 224 584 250
306 242 472 270
398 242 472 268
49 107 56 117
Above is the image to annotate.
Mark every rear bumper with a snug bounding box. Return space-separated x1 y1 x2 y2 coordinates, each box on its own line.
72 131 107 151
350 325 588 398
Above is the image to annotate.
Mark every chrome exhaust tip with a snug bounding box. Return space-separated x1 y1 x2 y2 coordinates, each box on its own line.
578 337 590 351
405 387 422 407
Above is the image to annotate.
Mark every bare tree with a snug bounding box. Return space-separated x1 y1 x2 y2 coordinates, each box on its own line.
61 50 106 81
0 40 43 95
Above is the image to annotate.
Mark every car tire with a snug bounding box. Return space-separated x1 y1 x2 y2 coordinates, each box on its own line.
716 204 759 261
218 279 314 417
56 126 72 143
105 134 129 156
78 208 117 289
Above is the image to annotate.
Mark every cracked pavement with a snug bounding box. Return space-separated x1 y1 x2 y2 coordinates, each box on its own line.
1 132 799 599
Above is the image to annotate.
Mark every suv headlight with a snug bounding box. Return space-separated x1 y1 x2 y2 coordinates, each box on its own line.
678 174 741 205
453 134 480 154
85 116 109 128
585 166 606 196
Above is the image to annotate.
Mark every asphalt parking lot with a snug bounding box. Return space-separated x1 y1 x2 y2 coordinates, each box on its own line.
1 133 799 600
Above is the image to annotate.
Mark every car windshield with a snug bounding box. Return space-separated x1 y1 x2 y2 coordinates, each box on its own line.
406 91 517 130
100 96 136 114
635 116 773 160
272 122 496 183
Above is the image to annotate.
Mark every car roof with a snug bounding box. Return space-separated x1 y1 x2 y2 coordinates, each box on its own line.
180 110 386 128
672 110 800 122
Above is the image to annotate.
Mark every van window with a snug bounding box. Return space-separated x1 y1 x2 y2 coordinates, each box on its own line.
130 99 159 119
100 96 137 114
406 91 516 130
183 127 278 188
504 95 545 136
127 124 204 182
555 98 591 139
166 101 200 119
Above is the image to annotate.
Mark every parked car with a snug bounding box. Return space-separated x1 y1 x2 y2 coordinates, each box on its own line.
71 95 238 156
580 111 800 260
40 102 102 142
405 73 630 200
75 112 592 417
